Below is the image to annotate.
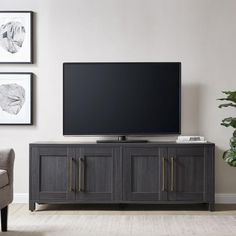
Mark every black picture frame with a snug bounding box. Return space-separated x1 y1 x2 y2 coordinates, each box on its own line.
0 72 33 125
0 11 33 64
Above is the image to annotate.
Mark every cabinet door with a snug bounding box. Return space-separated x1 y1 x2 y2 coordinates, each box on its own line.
75 146 121 202
123 147 167 201
30 147 75 202
168 147 206 201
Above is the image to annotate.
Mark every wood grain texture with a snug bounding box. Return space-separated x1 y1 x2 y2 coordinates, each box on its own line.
168 147 205 201
123 147 167 201
76 147 121 202
29 143 215 211
30 147 75 204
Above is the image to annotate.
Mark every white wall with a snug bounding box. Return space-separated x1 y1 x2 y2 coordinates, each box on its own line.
1 0 236 195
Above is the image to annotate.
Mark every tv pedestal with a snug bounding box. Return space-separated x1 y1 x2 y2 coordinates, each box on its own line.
97 136 148 143
29 141 215 211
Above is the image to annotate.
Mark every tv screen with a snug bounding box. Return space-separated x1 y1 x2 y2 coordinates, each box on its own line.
63 62 181 135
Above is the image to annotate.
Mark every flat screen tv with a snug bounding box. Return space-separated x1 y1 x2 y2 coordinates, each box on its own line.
63 62 181 139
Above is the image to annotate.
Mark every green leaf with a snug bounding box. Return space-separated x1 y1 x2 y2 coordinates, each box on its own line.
218 103 236 108
233 130 236 137
217 90 236 167
218 91 236 103
230 136 236 149
222 91 236 96
221 117 236 128
223 150 236 167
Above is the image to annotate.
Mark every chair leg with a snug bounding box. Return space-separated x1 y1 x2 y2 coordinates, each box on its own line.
1 205 8 232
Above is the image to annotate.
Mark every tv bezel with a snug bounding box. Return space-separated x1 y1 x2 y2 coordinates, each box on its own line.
63 62 181 136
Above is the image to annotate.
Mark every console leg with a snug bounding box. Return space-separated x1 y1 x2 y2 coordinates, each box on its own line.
208 203 215 212
1 205 8 232
29 201 36 212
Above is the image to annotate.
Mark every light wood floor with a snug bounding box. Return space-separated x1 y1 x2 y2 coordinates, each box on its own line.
3 204 236 236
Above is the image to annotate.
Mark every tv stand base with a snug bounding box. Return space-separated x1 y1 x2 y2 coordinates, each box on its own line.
97 140 148 143
97 136 148 143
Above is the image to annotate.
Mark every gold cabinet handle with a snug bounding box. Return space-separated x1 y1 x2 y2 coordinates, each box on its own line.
68 158 74 192
78 158 84 192
171 157 174 191
162 158 165 191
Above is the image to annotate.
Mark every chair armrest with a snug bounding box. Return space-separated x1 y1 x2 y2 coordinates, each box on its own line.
0 149 15 185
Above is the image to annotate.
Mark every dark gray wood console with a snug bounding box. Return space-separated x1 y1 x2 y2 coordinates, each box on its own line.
29 142 215 211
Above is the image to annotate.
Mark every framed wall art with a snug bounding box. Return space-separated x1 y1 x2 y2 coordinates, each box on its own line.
0 11 33 63
0 73 32 124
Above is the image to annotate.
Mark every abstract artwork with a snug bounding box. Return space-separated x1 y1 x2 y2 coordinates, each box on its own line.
0 11 33 63
0 73 32 124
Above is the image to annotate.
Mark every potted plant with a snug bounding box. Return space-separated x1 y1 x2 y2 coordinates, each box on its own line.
218 91 236 166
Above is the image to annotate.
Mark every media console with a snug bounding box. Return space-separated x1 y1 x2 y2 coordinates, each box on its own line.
29 142 215 211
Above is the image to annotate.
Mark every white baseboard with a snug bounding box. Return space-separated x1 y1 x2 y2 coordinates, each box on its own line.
14 193 28 203
13 193 236 204
215 194 236 204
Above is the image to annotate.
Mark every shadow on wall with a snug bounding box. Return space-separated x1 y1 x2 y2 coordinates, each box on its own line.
32 12 37 65
32 74 37 126
215 146 225 162
215 145 236 193
181 83 203 135
215 145 225 179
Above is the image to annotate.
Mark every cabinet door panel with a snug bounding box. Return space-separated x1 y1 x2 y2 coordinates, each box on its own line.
85 155 112 192
30 147 75 201
168 147 205 201
76 147 121 202
132 155 159 193
123 147 167 201
40 155 67 192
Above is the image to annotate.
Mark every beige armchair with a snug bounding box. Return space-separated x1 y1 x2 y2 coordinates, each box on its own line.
0 149 15 232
